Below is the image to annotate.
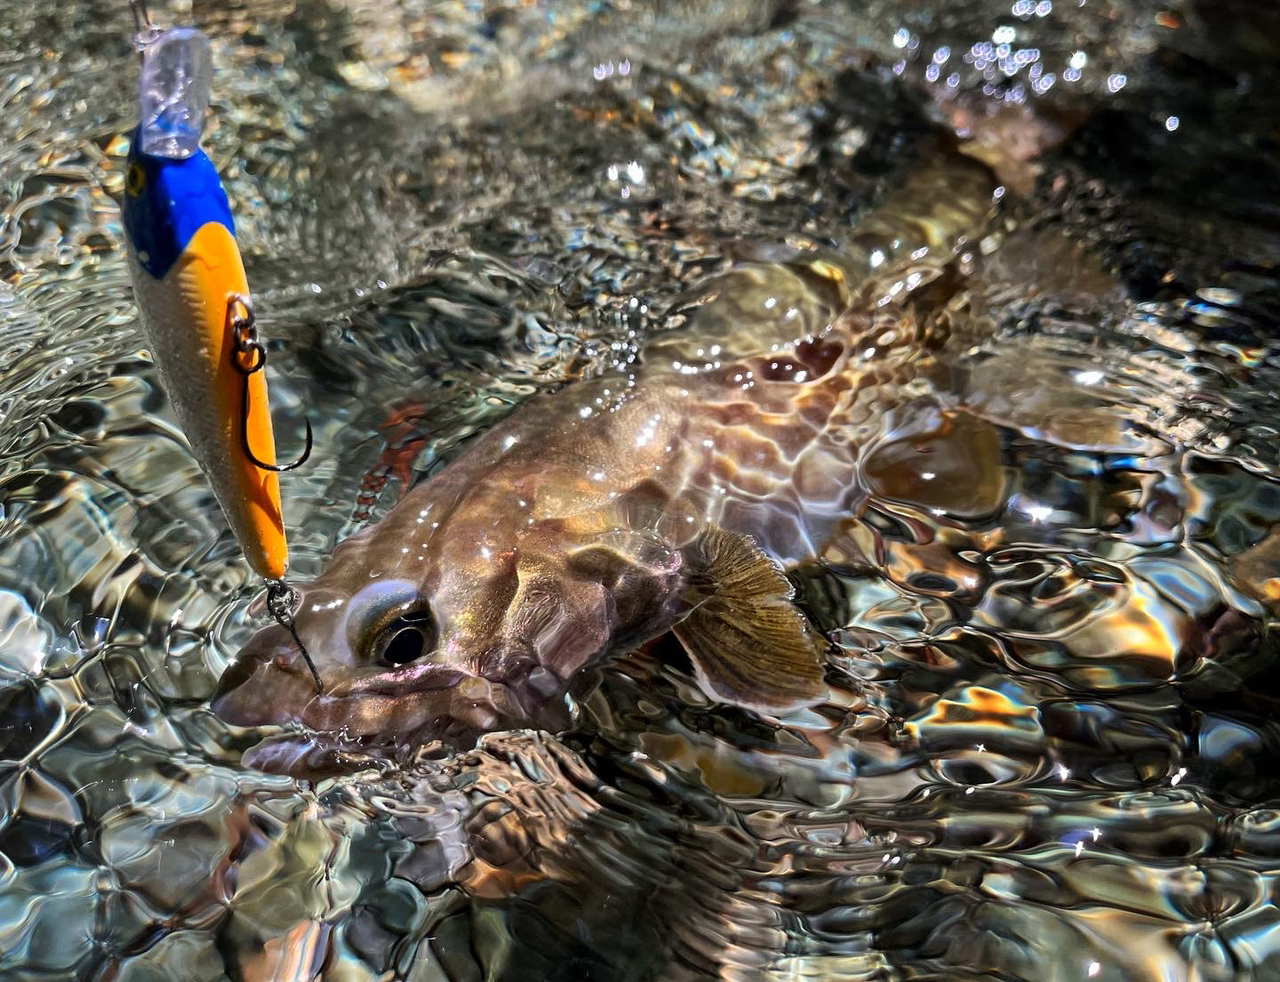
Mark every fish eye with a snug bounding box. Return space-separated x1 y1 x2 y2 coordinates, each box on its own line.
374 609 438 667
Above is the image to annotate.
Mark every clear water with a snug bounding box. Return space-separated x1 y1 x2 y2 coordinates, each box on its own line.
3 1 1280 979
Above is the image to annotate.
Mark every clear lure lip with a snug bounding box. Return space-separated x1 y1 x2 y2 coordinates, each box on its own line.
135 26 213 159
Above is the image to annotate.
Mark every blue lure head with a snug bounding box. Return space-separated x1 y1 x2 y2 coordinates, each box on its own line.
122 140 236 280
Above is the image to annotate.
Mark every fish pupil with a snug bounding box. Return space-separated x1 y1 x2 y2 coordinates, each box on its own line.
377 608 437 667
382 627 426 665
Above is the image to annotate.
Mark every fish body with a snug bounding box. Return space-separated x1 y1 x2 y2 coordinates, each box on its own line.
122 140 288 579
211 149 1010 763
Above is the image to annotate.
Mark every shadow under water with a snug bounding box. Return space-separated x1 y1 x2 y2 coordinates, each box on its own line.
1 1 1280 980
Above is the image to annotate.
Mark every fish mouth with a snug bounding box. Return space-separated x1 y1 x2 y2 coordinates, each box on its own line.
332 659 471 698
213 668 520 776
210 624 319 729
211 626 569 775
212 655 512 740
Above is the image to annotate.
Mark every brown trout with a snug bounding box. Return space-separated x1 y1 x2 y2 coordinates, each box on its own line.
212 149 1018 758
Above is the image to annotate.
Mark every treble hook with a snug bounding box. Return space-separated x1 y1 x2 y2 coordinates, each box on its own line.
227 295 314 472
265 580 323 692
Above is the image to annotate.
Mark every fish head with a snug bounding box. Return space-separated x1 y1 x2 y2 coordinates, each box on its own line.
211 495 687 757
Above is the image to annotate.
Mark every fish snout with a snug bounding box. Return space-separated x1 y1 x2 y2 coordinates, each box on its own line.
212 624 320 727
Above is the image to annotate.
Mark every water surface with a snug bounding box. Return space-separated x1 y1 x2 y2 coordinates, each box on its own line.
2 1 1280 979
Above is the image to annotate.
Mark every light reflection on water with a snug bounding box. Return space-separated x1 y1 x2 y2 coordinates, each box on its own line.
2 0 1280 979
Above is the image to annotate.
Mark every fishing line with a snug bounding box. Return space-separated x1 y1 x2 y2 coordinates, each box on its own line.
266 579 323 692
128 0 161 51
129 0 151 32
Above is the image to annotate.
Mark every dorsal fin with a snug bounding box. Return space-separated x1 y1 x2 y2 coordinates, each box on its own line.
675 526 828 712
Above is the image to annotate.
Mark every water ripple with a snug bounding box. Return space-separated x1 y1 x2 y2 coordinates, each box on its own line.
3 0 1280 980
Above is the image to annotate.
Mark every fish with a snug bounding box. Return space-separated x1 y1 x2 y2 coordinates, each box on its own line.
122 25 292 581
211 143 1014 767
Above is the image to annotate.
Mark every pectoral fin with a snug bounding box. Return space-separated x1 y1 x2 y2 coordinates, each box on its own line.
675 527 828 712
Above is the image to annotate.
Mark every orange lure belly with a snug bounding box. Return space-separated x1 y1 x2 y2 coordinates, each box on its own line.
127 221 288 579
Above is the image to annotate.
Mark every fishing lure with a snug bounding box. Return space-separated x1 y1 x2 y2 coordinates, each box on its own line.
121 8 308 577
121 4 320 684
